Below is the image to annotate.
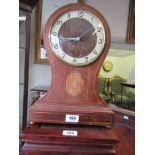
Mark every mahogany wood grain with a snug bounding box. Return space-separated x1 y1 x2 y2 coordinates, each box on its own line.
29 3 114 126
20 124 118 155
30 104 113 126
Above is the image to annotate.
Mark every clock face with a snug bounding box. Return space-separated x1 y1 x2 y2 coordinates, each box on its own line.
49 9 106 66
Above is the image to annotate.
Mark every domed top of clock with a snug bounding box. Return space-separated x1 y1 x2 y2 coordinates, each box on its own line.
44 3 111 67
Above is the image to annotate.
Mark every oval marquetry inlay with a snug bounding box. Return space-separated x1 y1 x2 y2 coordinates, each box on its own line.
66 72 84 97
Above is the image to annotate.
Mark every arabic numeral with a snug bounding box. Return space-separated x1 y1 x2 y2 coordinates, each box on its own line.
78 11 84 17
57 20 63 25
98 39 103 44
73 59 77 63
54 43 58 49
67 131 73 135
97 27 101 32
67 13 71 18
53 32 57 36
85 57 88 62
69 116 76 120
62 53 65 59
93 50 98 55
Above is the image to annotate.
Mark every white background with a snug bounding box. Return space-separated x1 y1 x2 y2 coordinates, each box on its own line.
0 0 155 154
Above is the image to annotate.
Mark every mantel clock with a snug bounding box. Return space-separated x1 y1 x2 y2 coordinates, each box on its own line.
29 3 114 126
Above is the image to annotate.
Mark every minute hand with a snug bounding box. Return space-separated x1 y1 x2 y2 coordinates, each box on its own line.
78 27 94 40
60 27 94 42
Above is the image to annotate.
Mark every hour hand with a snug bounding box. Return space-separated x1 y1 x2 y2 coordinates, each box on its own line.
60 37 80 42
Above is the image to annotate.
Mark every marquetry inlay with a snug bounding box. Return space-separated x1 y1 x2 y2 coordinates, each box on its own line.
65 72 84 97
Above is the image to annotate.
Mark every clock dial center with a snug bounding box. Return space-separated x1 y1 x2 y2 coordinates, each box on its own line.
59 18 97 58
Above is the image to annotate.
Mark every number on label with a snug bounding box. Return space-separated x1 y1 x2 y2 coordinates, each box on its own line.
69 116 76 121
65 114 79 123
62 130 78 136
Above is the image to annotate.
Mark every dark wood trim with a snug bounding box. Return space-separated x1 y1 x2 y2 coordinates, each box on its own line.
19 0 38 11
127 0 135 43
19 2 32 12
22 11 31 131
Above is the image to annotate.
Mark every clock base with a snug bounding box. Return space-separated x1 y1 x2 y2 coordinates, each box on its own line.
29 103 114 127
20 124 118 155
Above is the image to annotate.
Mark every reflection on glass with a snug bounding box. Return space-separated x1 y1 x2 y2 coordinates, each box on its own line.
40 46 48 59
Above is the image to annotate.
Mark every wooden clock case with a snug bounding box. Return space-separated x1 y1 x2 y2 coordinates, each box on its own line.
29 3 114 127
21 3 119 155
